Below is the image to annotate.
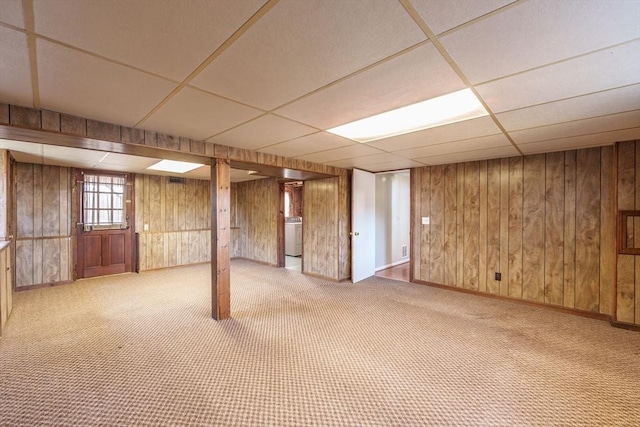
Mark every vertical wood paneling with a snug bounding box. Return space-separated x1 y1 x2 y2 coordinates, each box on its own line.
617 141 636 323
443 164 457 286
564 151 577 308
508 157 523 298
486 159 501 294
599 146 614 315
544 152 565 306
456 164 464 287
429 165 444 284
338 170 351 280
463 162 480 290
15 240 33 287
411 168 422 281
575 148 601 312
522 154 545 302
17 163 34 238
499 158 510 296
636 142 640 324
479 161 488 293
420 167 430 280
303 178 340 280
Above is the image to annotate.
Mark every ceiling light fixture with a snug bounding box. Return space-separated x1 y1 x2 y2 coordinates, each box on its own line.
147 159 204 174
326 88 488 143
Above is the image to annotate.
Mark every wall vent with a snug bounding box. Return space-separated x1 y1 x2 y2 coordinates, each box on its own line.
168 176 186 184
402 245 408 258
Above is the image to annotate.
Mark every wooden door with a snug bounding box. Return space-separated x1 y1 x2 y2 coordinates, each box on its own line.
76 170 134 278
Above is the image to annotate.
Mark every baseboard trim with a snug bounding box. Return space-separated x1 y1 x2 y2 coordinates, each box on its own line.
412 279 612 323
232 257 277 267
375 260 409 272
610 321 640 332
15 279 73 292
303 271 340 282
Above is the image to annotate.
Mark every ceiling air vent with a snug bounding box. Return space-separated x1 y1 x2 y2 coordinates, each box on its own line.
168 176 186 184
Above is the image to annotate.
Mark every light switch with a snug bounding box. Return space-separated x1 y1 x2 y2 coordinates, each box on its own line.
422 217 430 225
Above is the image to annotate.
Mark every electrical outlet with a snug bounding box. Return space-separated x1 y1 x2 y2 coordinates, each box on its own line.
144 224 149 231
495 272 501 281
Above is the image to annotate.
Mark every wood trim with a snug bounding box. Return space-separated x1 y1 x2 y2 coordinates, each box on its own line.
277 183 285 268
15 279 73 292
303 271 340 283
617 210 640 255
211 158 231 320
610 321 640 332
613 142 619 321
412 278 612 322
16 236 71 241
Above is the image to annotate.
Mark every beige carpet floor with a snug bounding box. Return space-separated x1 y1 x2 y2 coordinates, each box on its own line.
0 260 639 426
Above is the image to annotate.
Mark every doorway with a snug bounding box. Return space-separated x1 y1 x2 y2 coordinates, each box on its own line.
75 170 135 279
281 181 303 272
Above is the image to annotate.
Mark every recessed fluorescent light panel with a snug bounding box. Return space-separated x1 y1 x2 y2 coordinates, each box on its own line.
327 88 489 143
147 159 204 173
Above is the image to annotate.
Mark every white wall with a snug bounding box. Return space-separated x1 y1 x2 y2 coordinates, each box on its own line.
375 171 410 270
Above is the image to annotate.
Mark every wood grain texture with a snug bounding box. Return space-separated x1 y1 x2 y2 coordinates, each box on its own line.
478 161 488 293
508 157 523 298
599 146 614 315
575 148 601 312
486 159 501 294
211 158 231 320
303 178 339 280
463 162 479 290
121 127 145 145
420 167 430 281
443 164 457 286
429 165 444 284
522 154 545 302
15 240 32 287
41 110 60 132
636 142 640 324
500 158 510 296
9 105 40 129
544 152 565 306
616 141 636 323
87 120 119 142
411 168 421 282
338 170 351 280
0 151 7 240
564 151 577 308
60 114 86 136
456 164 464 288
0 104 8 124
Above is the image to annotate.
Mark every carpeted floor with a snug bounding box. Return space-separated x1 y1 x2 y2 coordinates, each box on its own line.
0 260 638 426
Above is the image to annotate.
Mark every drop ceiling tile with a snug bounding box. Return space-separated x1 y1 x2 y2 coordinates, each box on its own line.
33 0 267 81
496 84 640 131
518 128 640 155
186 166 212 181
510 110 640 145
0 0 23 28
208 114 317 151
275 43 465 129
191 0 426 110
363 159 426 172
415 145 519 166
368 116 500 151
326 153 404 169
99 153 159 170
476 40 640 114
42 145 108 165
412 0 515 35
395 134 510 159
0 27 33 107
141 87 263 141
441 0 640 84
37 39 177 127
295 144 384 164
259 132 356 157
8 151 41 164
0 139 42 156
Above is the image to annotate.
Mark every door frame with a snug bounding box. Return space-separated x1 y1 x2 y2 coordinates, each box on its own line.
74 169 136 279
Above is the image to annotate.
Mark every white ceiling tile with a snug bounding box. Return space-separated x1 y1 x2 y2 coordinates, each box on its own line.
37 39 177 127
0 0 23 28
327 153 404 169
99 153 159 169
33 0 267 81
0 139 42 155
274 43 465 129
295 144 384 163
43 145 108 165
229 168 268 183
368 116 501 151
411 0 515 35
8 151 41 164
496 84 640 131
395 134 510 159
441 0 640 84
141 87 263 141
416 145 519 165
518 128 640 155
510 110 640 145
361 159 426 172
208 114 317 151
259 132 356 157
476 40 640 114
191 0 426 110
0 27 33 107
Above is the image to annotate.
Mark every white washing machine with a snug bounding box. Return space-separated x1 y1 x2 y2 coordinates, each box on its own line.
285 222 302 256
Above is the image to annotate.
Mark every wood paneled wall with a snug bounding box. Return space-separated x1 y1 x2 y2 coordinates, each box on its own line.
232 179 279 265
0 243 13 336
412 147 616 316
135 175 211 270
15 163 72 288
617 140 640 325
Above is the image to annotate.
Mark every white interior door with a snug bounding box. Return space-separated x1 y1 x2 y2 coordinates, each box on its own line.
351 169 376 283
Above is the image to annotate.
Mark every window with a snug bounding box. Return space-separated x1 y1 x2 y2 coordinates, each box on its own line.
82 173 127 230
618 210 640 255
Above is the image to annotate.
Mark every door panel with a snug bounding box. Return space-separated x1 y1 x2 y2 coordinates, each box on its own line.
76 170 134 279
351 169 376 283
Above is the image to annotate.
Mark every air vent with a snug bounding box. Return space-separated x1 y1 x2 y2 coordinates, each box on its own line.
402 245 408 258
168 176 186 184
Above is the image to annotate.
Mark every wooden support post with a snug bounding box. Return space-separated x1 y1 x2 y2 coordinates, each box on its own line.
0 150 8 240
211 158 231 320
